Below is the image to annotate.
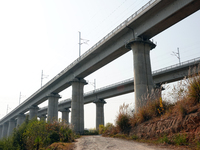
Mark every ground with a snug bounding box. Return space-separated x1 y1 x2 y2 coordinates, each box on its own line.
73 135 180 150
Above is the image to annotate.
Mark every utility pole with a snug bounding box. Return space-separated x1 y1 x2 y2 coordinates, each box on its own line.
78 31 89 57
41 70 49 87
171 47 181 65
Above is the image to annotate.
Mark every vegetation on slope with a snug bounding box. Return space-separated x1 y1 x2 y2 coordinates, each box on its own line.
99 66 200 149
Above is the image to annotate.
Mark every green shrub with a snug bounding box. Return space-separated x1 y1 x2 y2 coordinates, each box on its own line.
159 135 170 144
12 115 29 150
131 134 138 140
173 134 187 146
84 129 98 135
23 119 48 149
99 125 105 134
0 137 14 150
116 114 131 133
0 118 75 149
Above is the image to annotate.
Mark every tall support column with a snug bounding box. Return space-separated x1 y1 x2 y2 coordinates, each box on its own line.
7 119 16 137
0 125 3 139
39 114 47 121
29 105 39 120
47 94 61 122
94 99 106 129
17 113 26 127
71 78 87 134
60 108 70 123
2 122 8 139
126 38 156 112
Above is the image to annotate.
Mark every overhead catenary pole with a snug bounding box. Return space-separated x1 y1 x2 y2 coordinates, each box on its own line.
78 31 89 57
94 79 96 90
41 70 49 87
171 47 181 65
19 92 26 104
79 31 81 57
177 47 181 65
19 92 21 104
41 70 43 87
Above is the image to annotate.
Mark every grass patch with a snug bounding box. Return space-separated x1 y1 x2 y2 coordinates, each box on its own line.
158 135 170 144
173 134 188 146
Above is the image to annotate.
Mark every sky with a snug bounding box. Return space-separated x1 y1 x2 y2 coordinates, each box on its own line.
0 0 200 129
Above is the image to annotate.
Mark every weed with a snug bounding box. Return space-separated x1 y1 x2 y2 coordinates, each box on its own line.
99 124 105 134
131 134 138 140
159 135 170 144
173 134 187 146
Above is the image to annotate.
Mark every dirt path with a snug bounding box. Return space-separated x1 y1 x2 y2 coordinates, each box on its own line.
74 135 174 150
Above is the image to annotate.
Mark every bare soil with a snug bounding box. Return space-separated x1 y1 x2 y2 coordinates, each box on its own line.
73 135 174 150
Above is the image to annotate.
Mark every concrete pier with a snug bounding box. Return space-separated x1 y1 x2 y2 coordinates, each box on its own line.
60 108 70 123
71 78 87 134
0 125 2 139
29 105 39 120
2 122 8 138
7 119 16 137
94 99 106 129
126 38 156 112
39 114 47 121
47 94 61 122
17 113 26 127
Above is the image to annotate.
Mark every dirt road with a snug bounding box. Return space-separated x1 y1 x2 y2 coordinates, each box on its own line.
74 135 174 150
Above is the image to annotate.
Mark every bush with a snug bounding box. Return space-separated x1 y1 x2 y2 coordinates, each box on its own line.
99 123 118 136
130 97 171 127
84 129 98 135
0 118 75 149
116 103 131 133
0 137 14 150
23 119 48 149
12 115 29 150
99 125 105 134
187 67 200 104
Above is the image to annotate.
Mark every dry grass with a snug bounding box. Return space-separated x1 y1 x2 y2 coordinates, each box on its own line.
115 103 131 134
46 142 74 150
130 92 172 127
187 66 200 104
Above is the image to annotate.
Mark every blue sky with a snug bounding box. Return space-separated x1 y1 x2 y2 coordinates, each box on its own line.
0 0 200 129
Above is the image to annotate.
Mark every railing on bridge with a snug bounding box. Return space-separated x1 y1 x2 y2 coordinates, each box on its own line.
153 57 200 74
84 57 200 96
